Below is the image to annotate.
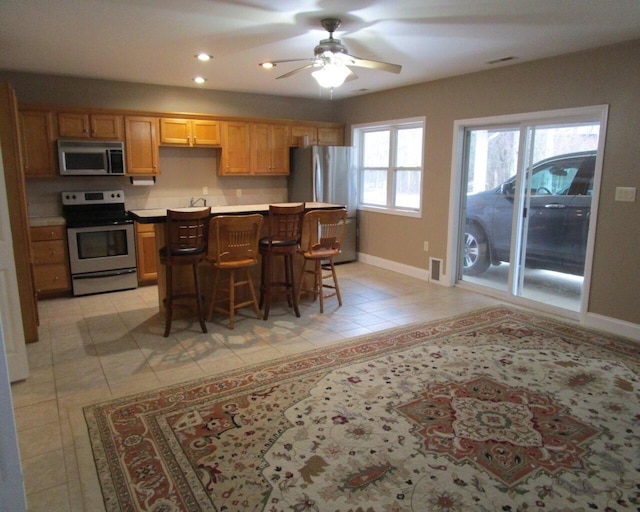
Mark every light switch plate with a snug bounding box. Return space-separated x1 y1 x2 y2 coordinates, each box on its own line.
615 187 636 202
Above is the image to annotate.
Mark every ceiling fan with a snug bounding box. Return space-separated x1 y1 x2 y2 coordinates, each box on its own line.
260 18 402 89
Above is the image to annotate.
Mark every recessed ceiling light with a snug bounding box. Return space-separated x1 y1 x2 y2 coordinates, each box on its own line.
259 62 276 69
193 76 207 84
196 53 212 62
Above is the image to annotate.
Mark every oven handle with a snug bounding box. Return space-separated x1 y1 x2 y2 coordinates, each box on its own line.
73 268 137 279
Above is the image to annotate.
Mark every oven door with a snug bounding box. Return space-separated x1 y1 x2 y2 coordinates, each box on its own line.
67 223 137 275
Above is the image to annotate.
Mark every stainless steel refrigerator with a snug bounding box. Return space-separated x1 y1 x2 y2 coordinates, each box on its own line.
289 146 357 263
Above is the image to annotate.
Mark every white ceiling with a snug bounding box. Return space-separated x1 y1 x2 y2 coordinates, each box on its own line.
1 0 640 100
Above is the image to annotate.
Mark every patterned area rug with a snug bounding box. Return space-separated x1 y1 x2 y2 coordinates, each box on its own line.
84 306 640 511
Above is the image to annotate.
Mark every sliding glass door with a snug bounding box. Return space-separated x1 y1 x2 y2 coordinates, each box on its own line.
459 113 602 312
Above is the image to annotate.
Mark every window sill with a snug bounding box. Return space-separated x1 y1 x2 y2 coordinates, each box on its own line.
358 205 422 218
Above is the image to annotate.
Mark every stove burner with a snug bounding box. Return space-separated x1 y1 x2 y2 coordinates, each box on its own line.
62 189 130 228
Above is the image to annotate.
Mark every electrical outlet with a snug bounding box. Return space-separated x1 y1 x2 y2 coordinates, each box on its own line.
236 189 242 197
615 186 636 202
423 241 429 252
202 186 208 195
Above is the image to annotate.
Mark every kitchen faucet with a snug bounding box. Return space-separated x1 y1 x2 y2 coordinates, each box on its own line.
189 197 207 207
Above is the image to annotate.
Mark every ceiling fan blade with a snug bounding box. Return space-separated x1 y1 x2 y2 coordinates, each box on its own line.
345 69 358 82
276 63 315 80
348 56 402 74
267 58 312 65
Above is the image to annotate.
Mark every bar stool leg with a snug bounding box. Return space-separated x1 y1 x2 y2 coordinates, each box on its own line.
262 253 272 320
316 260 324 314
287 254 300 317
229 269 236 329
193 263 207 334
164 266 173 337
246 268 261 319
330 259 342 306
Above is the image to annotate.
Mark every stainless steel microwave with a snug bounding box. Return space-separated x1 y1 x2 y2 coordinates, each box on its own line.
58 140 126 176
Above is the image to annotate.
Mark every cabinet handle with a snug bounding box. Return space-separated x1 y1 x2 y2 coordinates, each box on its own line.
48 248 56 256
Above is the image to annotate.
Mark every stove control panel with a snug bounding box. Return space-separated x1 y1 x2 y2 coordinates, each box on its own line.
62 189 125 206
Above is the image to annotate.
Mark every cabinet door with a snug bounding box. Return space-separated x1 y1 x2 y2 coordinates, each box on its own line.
252 123 272 175
192 120 220 146
270 124 289 175
19 109 57 177
135 223 158 284
318 126 344 145
58 112 90 138
33 264 69 294
253 124 289 175
90 114 123 139
125 116 159 175
289 125 318 147
31 240 66 265
220 121 251 175
160 118 191 145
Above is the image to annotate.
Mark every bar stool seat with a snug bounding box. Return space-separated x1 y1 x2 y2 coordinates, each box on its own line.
206 214 263 329
297 208 347 313
159 208 211 337
259 203 305 320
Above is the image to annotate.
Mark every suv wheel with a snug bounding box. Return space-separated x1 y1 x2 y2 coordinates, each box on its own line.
463 224 490 276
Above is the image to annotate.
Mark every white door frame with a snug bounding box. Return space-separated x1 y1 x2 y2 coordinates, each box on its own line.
0 137 27 510
445 105 609 322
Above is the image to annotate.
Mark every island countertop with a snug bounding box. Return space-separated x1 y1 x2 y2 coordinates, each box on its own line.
129 202 345 224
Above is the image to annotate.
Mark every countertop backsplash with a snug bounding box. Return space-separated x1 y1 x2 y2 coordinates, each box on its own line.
26 146 288 220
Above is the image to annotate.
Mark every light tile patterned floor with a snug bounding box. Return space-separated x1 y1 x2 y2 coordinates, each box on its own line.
11 262 501 512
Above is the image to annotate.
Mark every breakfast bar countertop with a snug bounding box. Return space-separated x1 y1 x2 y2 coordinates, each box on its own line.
129 202 345 224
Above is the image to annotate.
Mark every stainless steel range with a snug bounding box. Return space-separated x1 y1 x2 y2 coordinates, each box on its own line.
62 189 138 296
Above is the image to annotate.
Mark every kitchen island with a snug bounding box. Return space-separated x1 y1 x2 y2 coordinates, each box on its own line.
129 202 343 224
128 202 346 321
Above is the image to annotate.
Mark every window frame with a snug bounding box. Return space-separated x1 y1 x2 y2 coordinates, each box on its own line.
353 117 426 218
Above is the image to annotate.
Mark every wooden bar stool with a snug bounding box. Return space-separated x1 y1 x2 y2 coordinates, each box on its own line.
159 208 211 337
259 203 305 320
206 214 263 329
297 208 347 313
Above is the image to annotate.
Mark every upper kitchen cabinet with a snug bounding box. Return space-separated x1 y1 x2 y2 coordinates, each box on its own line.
160 118 221 147
125 116 159 175
289 124 344 147
289 125 318 147
19 108 57 177
317 126 344 146
253 123 289 175
219 121 251 175
58 112 123 140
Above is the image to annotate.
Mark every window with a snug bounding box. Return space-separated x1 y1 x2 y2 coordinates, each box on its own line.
354 118 425 216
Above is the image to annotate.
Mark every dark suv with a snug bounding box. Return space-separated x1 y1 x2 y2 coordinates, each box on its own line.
463 151 596 276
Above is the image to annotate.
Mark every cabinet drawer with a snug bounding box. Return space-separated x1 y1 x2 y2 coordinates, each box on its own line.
33 264 69 293
32 240 67 265
31 225 65 241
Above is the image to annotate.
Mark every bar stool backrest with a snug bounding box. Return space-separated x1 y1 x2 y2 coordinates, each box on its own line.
265 203 305 247
209 214 263 265
163 208 211 262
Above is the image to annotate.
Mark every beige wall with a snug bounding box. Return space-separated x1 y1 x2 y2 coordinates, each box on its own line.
1 39 639 325
335 39 640 325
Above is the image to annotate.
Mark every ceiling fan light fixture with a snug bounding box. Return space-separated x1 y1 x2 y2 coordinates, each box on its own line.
260 62 275 69
312 62 350 88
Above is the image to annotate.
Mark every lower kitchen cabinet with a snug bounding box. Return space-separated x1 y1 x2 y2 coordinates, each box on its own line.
30 225 71 296
135 222 158 284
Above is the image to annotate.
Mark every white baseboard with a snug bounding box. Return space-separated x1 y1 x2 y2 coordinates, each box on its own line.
585 313 640 342
357 252 640 342
358 252 430 282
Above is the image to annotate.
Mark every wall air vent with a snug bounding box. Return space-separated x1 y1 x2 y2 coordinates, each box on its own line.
486 56 518 65
429 257 444 283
